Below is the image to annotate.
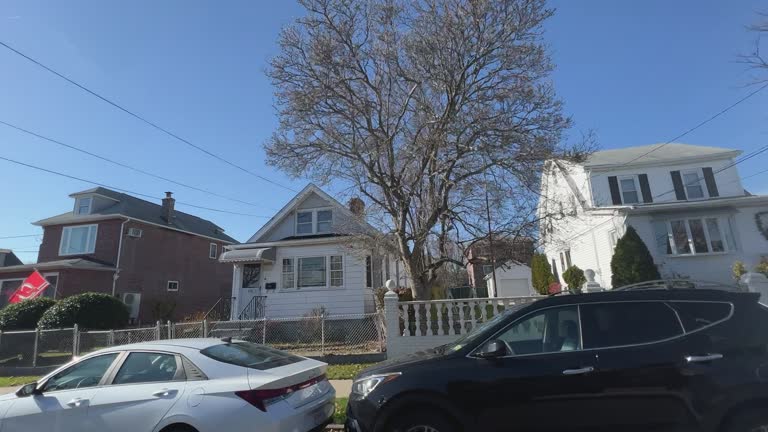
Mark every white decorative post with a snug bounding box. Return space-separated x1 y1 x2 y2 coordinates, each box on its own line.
384 279 399 350
583 269 603 293
741 272 768 302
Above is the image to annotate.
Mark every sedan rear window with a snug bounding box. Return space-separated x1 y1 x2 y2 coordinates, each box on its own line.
201 342 303 370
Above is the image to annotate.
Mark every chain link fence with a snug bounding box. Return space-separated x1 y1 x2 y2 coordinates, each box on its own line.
0 312 385 370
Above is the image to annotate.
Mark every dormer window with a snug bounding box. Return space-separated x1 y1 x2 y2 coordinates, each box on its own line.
682 170 705 199
296 209 333 235
619 177 640 204
607 174 652 205
75 197 92 215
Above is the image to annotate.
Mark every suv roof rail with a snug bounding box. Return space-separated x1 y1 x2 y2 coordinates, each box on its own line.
614 279 742 292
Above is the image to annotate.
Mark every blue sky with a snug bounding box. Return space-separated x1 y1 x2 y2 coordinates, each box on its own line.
1 0 766 263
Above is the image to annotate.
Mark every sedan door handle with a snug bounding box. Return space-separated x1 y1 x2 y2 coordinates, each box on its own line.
562 366 594 376
66 397 88 408
152 389 178 398
685 353 723 363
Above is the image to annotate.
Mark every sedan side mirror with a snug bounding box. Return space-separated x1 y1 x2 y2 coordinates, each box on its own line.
15 382 41 398
476 340 508 359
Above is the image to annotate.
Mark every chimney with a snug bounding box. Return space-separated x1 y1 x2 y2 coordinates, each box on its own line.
348 197 365 217
162 192 175 223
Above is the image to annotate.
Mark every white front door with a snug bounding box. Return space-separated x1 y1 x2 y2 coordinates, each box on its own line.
238 263 262 318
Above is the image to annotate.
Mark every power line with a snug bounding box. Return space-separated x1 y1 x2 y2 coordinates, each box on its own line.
0 234 41 239
0 40 298 193
0 119 274 209
0 155 270 218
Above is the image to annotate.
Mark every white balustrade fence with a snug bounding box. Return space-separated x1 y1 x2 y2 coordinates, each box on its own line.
384 292 543 359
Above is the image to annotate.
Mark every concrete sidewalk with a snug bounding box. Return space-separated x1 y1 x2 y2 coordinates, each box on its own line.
0 381 353 397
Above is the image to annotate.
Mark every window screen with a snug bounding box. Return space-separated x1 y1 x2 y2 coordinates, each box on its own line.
580 302 683 349
668 302 731 333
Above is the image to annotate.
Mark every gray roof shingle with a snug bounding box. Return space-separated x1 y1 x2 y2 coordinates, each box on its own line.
584 143 741 168
34 187 237 243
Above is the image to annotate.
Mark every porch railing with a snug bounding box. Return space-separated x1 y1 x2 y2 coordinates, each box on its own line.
202 297 234 322
238 296 267 320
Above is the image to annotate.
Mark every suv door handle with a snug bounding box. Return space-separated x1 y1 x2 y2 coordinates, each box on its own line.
562 366 594 375
152 389 178 398
685 353 723 363
66 397 89 408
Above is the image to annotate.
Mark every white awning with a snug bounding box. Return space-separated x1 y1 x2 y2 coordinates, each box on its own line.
219 248 275 263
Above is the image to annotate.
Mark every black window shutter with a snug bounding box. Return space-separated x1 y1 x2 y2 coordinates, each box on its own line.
608 176 622 205
638 174 653 203
702 167 719 197
670 171 686 200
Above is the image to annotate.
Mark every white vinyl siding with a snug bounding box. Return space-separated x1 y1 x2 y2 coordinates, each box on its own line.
59 224 98 255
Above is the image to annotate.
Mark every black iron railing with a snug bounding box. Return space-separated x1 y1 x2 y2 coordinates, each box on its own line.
238 296 267 321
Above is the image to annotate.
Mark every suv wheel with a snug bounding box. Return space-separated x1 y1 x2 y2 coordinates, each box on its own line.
726 409 768 432
387 409 457 432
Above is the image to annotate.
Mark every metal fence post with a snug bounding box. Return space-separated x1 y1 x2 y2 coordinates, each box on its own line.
167 321 173 339
32 328 40 367
109 330 115 346
377 311 385 353
73 324 79 357
261 318 266 345
321 314 326 355
155 321 161 340
202 320 209 338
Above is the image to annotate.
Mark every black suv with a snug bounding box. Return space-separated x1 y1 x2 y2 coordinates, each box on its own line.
346 285 768 432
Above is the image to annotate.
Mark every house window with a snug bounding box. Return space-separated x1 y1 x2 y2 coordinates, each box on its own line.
75 197 92 215
667 217 726 256
209 243 217 259
282 258 295 289
59 224 98 256
167 281 179 292
365 256 373 288
619 177 639 204
317 210 332 233
564 250 572 268
242 264 261 288
682 170 705 199
42 273 58 299
298 257 326 288
296 211 314 235
330 256 343 287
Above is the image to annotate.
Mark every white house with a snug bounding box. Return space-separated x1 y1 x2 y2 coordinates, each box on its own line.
220 184 407 319
538 143 768 289
484 260 534 297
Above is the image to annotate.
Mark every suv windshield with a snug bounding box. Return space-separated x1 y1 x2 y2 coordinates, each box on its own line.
201 342 303 370
444 306 524 352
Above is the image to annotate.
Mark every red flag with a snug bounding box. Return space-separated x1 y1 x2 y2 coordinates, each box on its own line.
9 271 50 304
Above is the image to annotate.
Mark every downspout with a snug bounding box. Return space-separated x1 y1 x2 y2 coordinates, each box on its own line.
112 218 129 296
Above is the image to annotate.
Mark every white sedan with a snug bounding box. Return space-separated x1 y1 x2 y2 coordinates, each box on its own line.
0 338 335 432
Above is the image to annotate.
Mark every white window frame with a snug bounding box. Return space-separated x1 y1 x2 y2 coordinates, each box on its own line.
280 255 346 291
681 169 707 200
42 272 59 299
295 208 333 236
666 217 728 256
209 243 218 259
330 255 344 287
282 258 296 289
167 281 179 292
618 175 640 204
59 224 98 256
74 197 92 215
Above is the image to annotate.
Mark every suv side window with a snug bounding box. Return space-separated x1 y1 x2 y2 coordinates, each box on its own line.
496 305 581 355
43 353 119 392
668 302 732 332
113 352 180 385
581 302 683 349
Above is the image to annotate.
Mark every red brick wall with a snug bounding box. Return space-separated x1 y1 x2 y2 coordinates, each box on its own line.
38 219 123 265
115 221 233 323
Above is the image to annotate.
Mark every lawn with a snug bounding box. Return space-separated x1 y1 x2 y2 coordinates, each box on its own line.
326 363 374 380
333 397 348 424
0 376 39 387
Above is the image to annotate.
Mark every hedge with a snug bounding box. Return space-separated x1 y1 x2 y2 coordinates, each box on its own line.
38 292 129 330
0 297 57 331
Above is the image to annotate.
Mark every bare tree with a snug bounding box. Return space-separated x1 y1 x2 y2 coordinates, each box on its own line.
743 12 768 82
267 0 584 299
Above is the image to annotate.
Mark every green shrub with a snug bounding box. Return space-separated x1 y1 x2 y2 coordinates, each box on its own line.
38 293 129 330
0 297 57 330
562 266 586 293
531 253 555 295
610 226 661 287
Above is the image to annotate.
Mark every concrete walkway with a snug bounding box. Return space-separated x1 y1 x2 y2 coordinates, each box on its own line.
0 382 353 397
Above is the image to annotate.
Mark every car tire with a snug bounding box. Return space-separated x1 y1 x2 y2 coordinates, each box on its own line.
160 425 197 432
386 408 457 432
726 409 768 432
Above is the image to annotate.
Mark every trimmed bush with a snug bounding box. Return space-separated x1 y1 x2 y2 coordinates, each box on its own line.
562 266 586 293
610 226 661 287
0 297 57 330
38 293 129 330
531 253 555 295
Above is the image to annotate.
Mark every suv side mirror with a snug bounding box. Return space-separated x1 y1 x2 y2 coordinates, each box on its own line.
15 382 41 398
476 340 508 359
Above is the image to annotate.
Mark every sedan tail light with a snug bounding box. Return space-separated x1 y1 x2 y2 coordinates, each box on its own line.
236 373 327 412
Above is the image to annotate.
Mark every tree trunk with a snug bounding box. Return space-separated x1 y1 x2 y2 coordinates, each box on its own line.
403 253 433 300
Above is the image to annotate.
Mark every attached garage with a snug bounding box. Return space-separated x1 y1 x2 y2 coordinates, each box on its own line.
485 260 533 298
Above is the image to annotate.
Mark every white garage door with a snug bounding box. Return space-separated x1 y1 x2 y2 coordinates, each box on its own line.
498 278 530 297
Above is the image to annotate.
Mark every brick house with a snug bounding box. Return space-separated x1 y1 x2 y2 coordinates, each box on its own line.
464 236 534 290
0 187 237 323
